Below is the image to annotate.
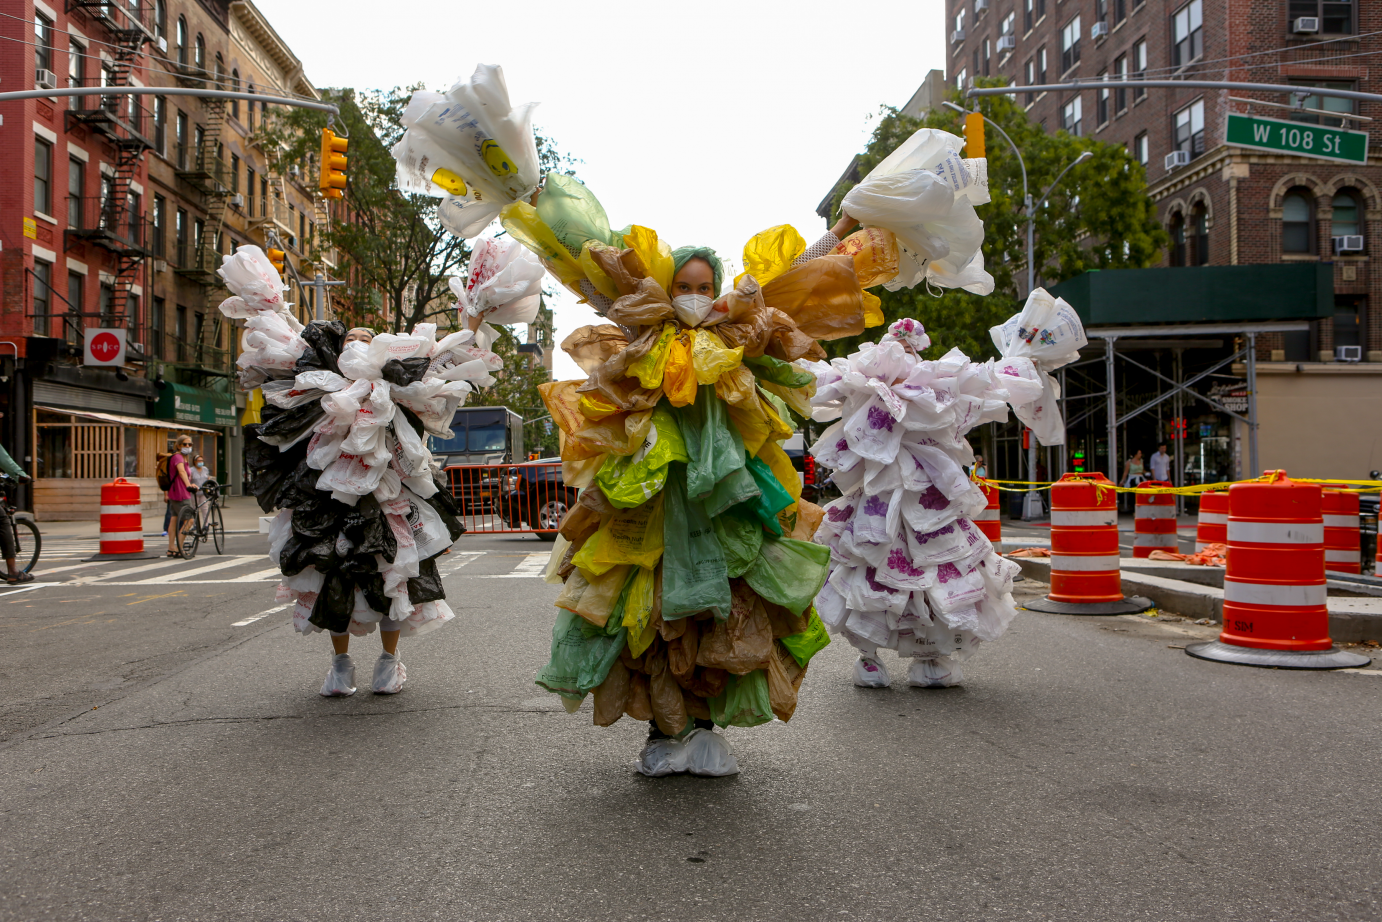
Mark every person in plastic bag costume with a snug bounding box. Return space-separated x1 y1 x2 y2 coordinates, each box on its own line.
806 292 1085 689
215 244 510 697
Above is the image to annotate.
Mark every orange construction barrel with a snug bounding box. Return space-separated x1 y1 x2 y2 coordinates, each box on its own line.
1133 480 1177 558
975 480 1001 545
1195 491 1228 551
1322 489 1361 575
1022 472 1150 615
99 478 144 555
1187 471 1369 669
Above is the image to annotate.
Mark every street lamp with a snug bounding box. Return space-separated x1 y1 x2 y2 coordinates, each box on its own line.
943 101 1091 520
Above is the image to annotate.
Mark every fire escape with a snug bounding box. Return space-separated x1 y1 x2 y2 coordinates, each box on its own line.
62 1 154 337
172 56 230 286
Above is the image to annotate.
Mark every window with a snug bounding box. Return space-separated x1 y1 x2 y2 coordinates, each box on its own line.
246 84 256 131
246 167 255 216
194 33 205 71
956 67 967 90
176 305 187 360
34 137 53 217
1024 0 1045 32
176 17 187 65
176 208 188 264
1038 46 1047 85
153 95 166 155
299 210 307 243
1291 81 1355 127
230 69 240 120
260 177 268 217
1332 190 1360 238
99 174 113 229
1024 58 1036 105
151 296 165 359
32 261 51 336
982 38 991 76
67 39 84 93
231 154 240 195
1113 54 1127 112
1002 12 1016 38
1097 71 1110 125
65 271 82 340
1172 1 1203 67
1133 40 1147 100
1134 131 1149 165
67 156 84 228
1192 203 1209 265
1174 99 1205 158
1334 296 1363 348
955 8 966 35
154 0 167 42
126 191 140 244
1061 15 1081 72
152 194 166 257
1169 214 1186 266
1282 190 1314 254
35 13 54 75
288 205 298 249
1062 96 1083 136
1113 0 1127 24
1289 0 1354 35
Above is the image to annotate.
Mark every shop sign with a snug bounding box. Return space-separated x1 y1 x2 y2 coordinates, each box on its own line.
155 384 237 427
1206 380 1249 414
84 328 126 366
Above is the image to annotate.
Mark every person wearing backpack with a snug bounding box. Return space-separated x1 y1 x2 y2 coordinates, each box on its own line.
163 435 195 557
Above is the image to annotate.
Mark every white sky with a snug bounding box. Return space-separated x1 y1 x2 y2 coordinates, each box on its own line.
263 0 948 379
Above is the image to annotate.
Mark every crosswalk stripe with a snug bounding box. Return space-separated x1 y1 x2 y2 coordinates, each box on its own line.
136 557 256 583
228 566 286 583
233 603 289 627
473 552 551 579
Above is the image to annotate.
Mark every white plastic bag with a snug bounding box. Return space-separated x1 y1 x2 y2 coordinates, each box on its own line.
989 288 1088 446
453 234 545 325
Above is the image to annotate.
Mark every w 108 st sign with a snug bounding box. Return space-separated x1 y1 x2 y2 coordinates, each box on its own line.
1226 113 1368 164
84 328 127 366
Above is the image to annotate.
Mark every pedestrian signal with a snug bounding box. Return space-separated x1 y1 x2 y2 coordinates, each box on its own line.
319 128 348 199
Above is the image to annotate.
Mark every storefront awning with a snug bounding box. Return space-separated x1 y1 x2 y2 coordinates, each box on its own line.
152 383 238 428
35 406 218 433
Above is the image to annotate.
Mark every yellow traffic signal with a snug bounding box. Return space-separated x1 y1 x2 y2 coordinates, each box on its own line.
267 248 286 276
964 111 986 159
319 128 348 199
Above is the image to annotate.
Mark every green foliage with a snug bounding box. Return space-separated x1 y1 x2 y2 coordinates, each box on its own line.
481 302 559 457
824 77 1166 360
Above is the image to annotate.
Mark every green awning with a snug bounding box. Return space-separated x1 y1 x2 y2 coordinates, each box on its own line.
1049 264 1334 326
153 383 237 428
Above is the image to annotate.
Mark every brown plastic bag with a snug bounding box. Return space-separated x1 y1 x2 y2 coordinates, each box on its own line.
785 497 826 541
832 227 900 288
593 659 631 727
559 501 602 547
605 277 675 327
761 255 866 342
585 244 649 297
650 664 689 736
575 564 631 628
695 582 773 675
578 324 664 408
766 642 807 722
667 618 701 684
685 666 728 699
540 380 588 438
561 325 628 375
626 671 653 721
683 692 712 721
763 598 809 639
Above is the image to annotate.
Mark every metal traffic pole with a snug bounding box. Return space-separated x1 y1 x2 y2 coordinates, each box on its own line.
312 273 347 323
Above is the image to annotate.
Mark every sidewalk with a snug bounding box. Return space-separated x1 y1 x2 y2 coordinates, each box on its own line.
39 495 267 540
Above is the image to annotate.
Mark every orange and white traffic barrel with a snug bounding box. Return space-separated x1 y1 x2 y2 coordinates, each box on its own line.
1187 471 1368 669
1023 472 1150 615
1133 480 1177 558
1322 489 1360 575
99 478 144 555
975 480 1001 545
1195 490 1228 551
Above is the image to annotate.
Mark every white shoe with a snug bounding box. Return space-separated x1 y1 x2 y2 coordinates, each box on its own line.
372 651 407 694
636 737 689 777
320 653 357 697
908 657 963 688
683 728 739 777
853 654 892 688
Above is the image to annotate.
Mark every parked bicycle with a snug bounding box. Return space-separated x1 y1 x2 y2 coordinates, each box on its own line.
176 479 226 559
0 474 40 574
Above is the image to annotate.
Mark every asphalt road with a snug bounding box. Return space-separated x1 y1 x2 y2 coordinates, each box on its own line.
1 529 1379 921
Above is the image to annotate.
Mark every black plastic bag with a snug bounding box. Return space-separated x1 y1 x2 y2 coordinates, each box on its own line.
407 555 445 605
381 356 431 387
341 494 397 562
279 530 338 576
427 478 466 541
258 401 324 448
308 568 355 634
292 498 351 539
295 320 346 375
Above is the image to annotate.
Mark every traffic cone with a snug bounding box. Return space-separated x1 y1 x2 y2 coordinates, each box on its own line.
1195 490 1228 550
1132 480 1177 558
1323 489 1361 575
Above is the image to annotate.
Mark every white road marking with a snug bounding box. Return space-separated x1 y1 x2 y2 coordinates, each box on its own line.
473 552 551 579
229 566 287 583
128 556 262 584
233 603 289 627
74 556 219 584
441 551 486 572
28 560 112 576
0 583 60 598
1341 668 1382 676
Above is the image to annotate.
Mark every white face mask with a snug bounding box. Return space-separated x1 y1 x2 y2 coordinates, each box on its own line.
672 293 715 327
180 447 192 455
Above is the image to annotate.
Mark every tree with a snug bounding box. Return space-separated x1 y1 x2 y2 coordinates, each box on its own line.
824 77 1167 361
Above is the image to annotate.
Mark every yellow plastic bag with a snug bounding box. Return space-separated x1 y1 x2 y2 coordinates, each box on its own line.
573 496 666 574
622 225 674 293
761 255 866 342
739 225 806 288
691 329 744 386
713 363 759 408
663 334 698 407
574 564 632 628
539 380 588 438
579 242 622 301
622 566 657 654
832 227 900 288
554 568 590 614
861 289 885 328
727 403 771 457
761 380 814 420
578 390 624 421
500 202 586 296
758 439 802 505
626 323 676 390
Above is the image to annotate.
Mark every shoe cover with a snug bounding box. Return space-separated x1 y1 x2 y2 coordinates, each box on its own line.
853 654 892 688
683 728 740 777
320 653 357 697
908 656 963 688
635 737 688 777
372 651 407 694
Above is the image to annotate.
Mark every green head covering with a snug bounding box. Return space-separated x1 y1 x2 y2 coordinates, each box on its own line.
671 246 725 295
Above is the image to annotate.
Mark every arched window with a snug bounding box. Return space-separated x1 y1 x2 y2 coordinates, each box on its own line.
1191 203 1209 265
193 33 205 71
1282 190 1315 254
1332 190 1360 236
175 17 187 65
230 69 240 120
1169 213 1186 266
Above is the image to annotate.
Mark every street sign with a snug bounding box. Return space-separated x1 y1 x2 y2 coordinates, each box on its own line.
84 328 126 366
1225 113 1368 164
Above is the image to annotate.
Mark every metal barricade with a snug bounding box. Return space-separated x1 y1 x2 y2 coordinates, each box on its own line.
445 462 571 538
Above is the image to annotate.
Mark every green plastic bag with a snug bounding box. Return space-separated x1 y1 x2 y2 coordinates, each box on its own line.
708 669 774 728
704 465 760 519
745 354 815 388
780 607 831 667
535 609 629 700
744 536 831 615
535 172 612 255
660 463 731 621
742 453 794 536
596 406 690 509
676 386 746 501
713 509 764 579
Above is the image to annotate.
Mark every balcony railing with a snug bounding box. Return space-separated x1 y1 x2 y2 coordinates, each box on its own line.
63 78 152 150
65 196 154 256
146 327 233 371
176 152 231 194
247 195 295 234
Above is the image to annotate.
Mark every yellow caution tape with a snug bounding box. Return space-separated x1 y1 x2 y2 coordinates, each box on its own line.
970 474 1382 495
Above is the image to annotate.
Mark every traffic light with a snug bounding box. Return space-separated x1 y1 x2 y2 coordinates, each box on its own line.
964 111 985 159
266 248 286 276
319 128 348 199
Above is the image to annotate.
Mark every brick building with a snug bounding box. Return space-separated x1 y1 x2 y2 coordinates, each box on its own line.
1 0 340 520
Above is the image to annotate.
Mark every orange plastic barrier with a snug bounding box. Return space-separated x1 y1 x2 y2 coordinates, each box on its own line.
99 478 144 555
1047 473 1122 603
1195 491 1228 551
1132 480 1176 558
1322 489 1360 575
975 481 1001 544
445 462 570 537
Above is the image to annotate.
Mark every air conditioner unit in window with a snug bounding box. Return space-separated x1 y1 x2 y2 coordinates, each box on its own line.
157 36 168 53
1293 17 1320 34
229 193 245 208
975 0 989 11
1333 234 1364 253
35 69 56 90
153 259 168 273
1164 150 1190 170
997 34 1016 52
951 28 967 43
288 165 300 178
1335 345 1363 363
1091 21 1109 38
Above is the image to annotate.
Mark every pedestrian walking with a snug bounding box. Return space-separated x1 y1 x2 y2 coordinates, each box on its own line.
0 413 34 584
164 435 195 558
1150 443 1172 484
